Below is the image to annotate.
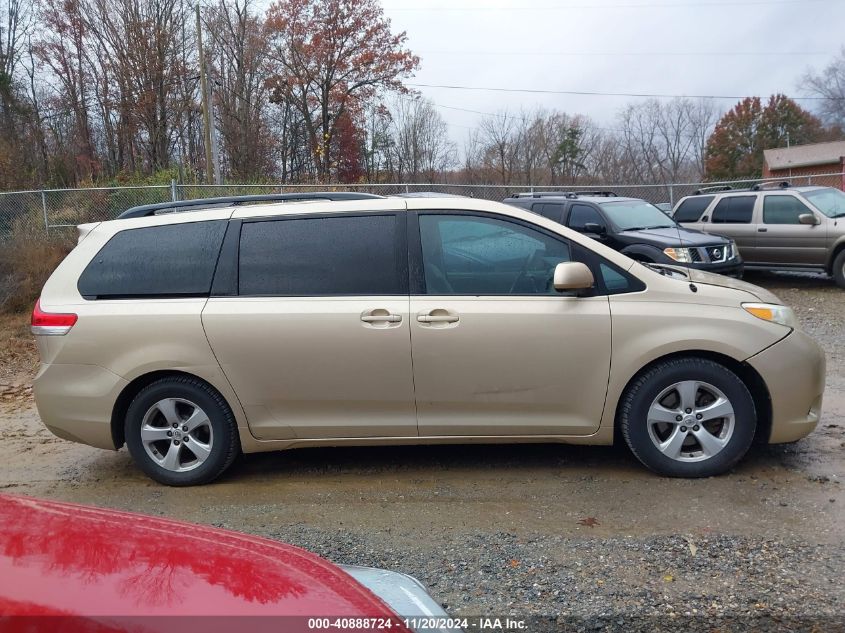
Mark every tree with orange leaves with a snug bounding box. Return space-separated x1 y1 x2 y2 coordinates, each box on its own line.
266 0 418 182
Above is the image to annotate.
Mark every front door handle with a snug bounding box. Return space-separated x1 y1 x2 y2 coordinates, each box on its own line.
417 310 460 325
758 227 768 232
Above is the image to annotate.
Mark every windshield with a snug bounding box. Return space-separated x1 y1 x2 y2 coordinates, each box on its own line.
802 188 845 218
599 200 678 230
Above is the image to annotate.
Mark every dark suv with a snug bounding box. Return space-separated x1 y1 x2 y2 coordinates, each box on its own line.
504 192 743 276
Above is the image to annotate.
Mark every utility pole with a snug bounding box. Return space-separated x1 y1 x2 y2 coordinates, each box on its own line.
196 5 220 185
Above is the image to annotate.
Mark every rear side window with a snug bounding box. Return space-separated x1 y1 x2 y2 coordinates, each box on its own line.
674 196 713 222
533 203 563 222
78 221 227 299
238 214 404 296
763 195 812 224
711 196 755 224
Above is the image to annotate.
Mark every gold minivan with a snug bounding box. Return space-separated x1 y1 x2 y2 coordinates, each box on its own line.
31 193 825 485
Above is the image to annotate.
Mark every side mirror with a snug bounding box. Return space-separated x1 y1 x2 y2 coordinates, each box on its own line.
553 262 595 293
583 222 607 235
798 213 820 226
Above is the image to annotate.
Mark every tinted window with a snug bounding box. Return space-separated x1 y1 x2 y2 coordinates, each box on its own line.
674 196 713 222
711 196 755 224
763 195 812 224
238 215 403 296
78 221 227 299
419 214 570 295
533 203 563 222
568 204 605 231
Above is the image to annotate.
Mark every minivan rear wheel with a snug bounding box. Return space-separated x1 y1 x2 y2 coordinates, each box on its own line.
125 376 240 486
620 357 756 477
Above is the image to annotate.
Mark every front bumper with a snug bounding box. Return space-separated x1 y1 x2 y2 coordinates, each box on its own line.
746 328 826 443
687 259 744 277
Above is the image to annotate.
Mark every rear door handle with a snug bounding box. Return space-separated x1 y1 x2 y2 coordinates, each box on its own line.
360 309 402 327
361 314 402 323
758 227 768 232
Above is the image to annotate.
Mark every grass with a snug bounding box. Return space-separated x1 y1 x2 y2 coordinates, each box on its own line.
0 236 74 314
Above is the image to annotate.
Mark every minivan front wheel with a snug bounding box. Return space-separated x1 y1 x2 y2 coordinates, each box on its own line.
620 358 756 477
125 377 240 486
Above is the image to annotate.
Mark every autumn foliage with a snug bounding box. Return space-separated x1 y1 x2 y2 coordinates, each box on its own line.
265 0 419 181
704 95 830 180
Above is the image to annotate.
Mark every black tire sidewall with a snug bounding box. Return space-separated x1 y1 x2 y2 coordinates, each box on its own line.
833 250 845 289
125 378 236 486
622 359 756 477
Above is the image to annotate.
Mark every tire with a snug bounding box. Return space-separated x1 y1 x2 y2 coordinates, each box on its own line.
833 249 845 289
620 357 756 477
125 376 240 486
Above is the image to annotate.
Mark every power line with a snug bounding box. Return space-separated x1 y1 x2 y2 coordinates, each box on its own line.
407 82 842 101
386 0 835 10
418 50 834 58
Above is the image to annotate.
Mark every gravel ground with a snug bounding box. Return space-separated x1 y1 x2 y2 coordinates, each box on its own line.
1 271 844 632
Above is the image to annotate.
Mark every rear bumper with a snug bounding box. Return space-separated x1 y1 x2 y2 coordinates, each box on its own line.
32 363 126 450
746 328 826 443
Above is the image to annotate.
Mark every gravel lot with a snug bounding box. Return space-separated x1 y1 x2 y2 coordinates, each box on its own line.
1 270 843 632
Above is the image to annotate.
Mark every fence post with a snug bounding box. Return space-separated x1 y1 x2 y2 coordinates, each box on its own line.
668 184 674 206
171 179 178 202
41 191 49 237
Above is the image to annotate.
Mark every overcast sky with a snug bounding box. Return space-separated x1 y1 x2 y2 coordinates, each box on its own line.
379 0 845 143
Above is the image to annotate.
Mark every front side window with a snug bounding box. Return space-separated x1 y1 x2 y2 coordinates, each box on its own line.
674 196 714 222
711 196 755 224
238 214 404 296
78 221 227 299
568 204 605 231
763 195 813 224
419 214 570 295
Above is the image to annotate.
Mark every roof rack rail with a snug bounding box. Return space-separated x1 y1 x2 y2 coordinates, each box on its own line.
750 180 791 191
511 190 617 199
117 192 384 219
692 185 733 195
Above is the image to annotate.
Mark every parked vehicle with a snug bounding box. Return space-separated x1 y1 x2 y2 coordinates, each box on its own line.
503 191 743 276
32 193 824 484
0 493 452 630
673 183 845 288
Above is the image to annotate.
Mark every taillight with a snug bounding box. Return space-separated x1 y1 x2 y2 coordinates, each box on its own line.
31 299 78 336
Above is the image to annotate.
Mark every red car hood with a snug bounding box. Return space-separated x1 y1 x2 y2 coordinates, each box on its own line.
0 494 405 630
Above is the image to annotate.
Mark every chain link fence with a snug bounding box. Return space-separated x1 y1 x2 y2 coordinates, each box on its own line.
2 172 843 240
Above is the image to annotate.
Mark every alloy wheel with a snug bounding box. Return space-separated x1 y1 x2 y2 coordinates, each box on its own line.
140 398 214 472
646 380 735 462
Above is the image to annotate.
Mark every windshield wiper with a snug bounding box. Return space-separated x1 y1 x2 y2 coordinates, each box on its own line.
831 212 845 218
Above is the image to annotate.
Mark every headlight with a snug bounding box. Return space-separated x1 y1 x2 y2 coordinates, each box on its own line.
742 303 797 328
728 240 738 259
663 247 694 263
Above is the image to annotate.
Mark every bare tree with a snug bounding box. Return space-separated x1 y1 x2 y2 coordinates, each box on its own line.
802 47 845 130
387 96 454 182
205 0 275 181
